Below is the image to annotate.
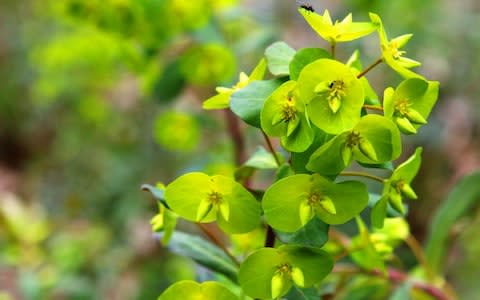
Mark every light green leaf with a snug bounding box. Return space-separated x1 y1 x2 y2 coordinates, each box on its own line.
230 79 284 128
297 59 364 134
265 41 296 76
158 280 238 300
350 217 386 272
371 195 388 229
289 48 331 80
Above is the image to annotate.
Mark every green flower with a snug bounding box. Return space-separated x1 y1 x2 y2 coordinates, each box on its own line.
260 80 314 152
369 13 422 79
297 59 364 134
298 8 376 44
384 78 440 134
203 58 267 110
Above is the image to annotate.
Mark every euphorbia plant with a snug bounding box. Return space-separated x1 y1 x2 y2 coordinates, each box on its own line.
146 5 450 300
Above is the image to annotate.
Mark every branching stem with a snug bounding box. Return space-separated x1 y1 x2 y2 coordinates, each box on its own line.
196 223 240 266
363 104 384 112
339 171 385 183
262 131 282 166
357 58 383 79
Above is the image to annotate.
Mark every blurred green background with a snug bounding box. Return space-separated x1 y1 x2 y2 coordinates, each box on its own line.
0 0 479 299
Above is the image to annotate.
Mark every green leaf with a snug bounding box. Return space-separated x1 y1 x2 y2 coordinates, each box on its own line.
291 128 334 174
165 172 261 234
306 133 349 176
276 218 329 248
285 286 319 300
160 232 238 282
297 59 364 134
265 41 296 76
230 79 284 128
238 246 333 299
244 146 281 169
289 48 331 81
425 171 480 275
158 280 239 300
391 147 422 183
142 183 168 207
371 195 388 229
263 174 369 231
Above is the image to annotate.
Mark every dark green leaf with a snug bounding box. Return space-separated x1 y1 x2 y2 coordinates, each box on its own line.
153 60 185 102
142 184 168 208
276 218 329 248
230 79 284 128
159 231 238 282
425 171 480 275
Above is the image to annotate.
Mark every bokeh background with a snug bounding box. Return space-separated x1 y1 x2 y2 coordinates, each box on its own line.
0 0 479 299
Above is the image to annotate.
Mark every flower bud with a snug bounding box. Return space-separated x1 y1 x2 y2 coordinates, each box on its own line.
196 198 213 222
271 112 284 126
314 81 331 94
299 200 314 226
388 192 404 214
358 138 378 161
400 183 418 199
291 267 305 287
218 201 230 221
328 97 341 113
341 145 353 166
405 109 427 125
319 196 337 215
271 273 288 299
286 117 300 137
395 117 417 134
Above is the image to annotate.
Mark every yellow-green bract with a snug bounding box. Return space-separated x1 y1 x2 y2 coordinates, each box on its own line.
164 172 261 234
157 280 239 300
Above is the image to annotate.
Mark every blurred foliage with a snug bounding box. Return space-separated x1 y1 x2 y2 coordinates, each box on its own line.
0 0 479 299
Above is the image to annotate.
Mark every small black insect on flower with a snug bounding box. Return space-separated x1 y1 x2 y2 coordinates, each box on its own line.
298 1 315 13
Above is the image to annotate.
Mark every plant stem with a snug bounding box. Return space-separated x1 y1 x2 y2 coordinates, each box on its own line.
363 104 384 112
339 171 385 183
261 131 281 166
196 223 240 266
331 42 336 59
333 264 452 300
405 234 434 279
357 58 383 79
225 110 246 166
264 225 276 248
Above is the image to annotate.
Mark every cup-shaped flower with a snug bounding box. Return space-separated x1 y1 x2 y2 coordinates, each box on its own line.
369 13 422 79
261 80 314 152
238 246 333 299
203 58 267 109
384 78 440 135
307 115 401 176
263 174 368 232
297 59 364 134
164 172 261 234
158 280 239 300
298 7 376 44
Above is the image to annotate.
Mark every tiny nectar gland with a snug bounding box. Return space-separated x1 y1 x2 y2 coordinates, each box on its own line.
388 41 406 60
282 93 297 122
346 131 361 148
